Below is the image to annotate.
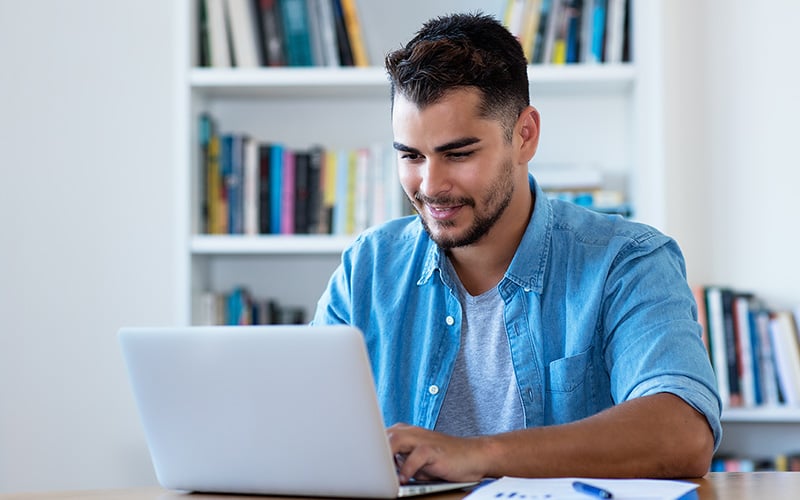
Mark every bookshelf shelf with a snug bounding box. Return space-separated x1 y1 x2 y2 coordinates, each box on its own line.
190 234 355 255
189 64 636 98
721 407 800 424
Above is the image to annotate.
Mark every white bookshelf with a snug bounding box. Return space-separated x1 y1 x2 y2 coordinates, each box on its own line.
175 0 799 466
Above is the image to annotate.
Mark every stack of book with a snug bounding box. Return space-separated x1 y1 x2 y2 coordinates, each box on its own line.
532 163 632 217
694 286 800 410
711 452 800 473
199 287 307 326
198 114 405 236
503 0 631 65
198 0 368 68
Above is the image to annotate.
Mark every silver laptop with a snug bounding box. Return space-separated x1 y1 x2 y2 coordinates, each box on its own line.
119 325 478 498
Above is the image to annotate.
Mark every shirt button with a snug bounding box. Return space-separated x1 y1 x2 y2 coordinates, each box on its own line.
428 385 440 395
445 315 455 326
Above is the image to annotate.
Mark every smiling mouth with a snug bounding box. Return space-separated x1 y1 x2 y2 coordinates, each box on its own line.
426 204 463 221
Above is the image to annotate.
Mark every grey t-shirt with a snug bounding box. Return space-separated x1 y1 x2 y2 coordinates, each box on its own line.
434 260 525 436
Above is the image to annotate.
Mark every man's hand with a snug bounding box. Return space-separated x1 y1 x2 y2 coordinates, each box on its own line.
386 423 491 484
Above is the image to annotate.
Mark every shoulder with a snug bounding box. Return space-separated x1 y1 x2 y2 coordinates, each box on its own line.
549 199 674 256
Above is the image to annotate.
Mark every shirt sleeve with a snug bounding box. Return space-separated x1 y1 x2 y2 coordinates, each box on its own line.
601 233 723 450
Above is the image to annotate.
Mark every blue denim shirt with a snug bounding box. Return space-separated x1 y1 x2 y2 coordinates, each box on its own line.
312 175 722 449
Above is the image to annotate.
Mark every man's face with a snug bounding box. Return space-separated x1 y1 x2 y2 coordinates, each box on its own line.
392 88 518 249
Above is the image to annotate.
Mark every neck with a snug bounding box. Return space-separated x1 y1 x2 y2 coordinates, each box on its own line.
447 187 534 295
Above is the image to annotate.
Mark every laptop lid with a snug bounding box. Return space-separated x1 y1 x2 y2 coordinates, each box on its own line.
119 325 475 498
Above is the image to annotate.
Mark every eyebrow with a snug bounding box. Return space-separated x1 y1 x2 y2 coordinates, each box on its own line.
393 136 481 154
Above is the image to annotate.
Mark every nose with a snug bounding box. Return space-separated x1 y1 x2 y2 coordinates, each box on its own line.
419 157 452 198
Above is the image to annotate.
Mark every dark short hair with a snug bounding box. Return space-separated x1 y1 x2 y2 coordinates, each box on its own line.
385 12 530 141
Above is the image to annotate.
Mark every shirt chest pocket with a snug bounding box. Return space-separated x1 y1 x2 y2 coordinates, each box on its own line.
545 347 594 423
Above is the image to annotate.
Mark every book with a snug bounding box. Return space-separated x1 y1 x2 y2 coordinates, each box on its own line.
197 0 212 66
532 0 554 64
733 294 757 407
521 0 545 64
320 148 338 234
269 143 284 234
242 136 259 235
204 0 232 67
331 0 355 66
503 0 527 40
353 147 370 233
338 0 368 67
280 147 296 234
206 134 227 234
226 0 262 67
604 0 626 63
563 0 583 63
258 144 271 234
293 150 310 234
588 0 607 63
305 145 325 233
255 0 286 66
279 0 314 66
752 303 781 405
721 288 743 406
705 287 731 407
541 0 566 64
769 310 800 405
315 0 341 66
198 113 215 233
578 0 594 63
305 0 326 66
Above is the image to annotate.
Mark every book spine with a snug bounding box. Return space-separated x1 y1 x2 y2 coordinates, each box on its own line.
258 144 271 234
338 0 368 66
589 0 607 63
205 0 232 67
705 286 731 407
293 150 310 234
257 0 286 66
279 0 314 66
269 143 283 234
316 0 341 66
280 147 296 234
564 0 582 63
242 136 259 235
331 0 354 66
225 0 262 67
721 289 742 406
306 145 324 233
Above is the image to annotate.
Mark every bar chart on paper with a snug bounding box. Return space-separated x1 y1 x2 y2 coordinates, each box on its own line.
464 477 699 500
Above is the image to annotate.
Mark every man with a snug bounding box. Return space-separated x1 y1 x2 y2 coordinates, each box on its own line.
312 13 721 482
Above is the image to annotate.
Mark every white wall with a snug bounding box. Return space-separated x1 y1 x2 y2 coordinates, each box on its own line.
0 0 176 492
1 0 799 494
662 0 800 307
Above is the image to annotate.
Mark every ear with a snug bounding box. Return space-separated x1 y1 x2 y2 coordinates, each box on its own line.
516 106 540 164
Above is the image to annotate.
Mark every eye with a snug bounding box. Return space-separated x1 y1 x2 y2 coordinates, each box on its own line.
447 150 473 160
400 152 422 161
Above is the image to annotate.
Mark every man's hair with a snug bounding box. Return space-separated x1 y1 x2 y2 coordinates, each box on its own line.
385 12 530 142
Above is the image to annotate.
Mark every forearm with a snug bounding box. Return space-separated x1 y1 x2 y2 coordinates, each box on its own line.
477 393 714 479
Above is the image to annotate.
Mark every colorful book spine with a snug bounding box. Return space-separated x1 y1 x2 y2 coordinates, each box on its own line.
280 147 296 234
269 143 284 234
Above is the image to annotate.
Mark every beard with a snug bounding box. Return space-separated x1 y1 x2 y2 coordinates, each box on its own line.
411 159 516 250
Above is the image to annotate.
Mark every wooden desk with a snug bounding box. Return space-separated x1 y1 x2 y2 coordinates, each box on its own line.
3 472 799 500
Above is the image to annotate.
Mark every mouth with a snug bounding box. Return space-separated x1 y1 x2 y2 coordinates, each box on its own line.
426 204 463 221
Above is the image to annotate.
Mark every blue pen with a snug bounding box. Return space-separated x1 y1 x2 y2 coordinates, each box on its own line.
572 480 614 499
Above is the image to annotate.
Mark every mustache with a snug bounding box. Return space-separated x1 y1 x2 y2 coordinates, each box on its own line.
413 192 475 207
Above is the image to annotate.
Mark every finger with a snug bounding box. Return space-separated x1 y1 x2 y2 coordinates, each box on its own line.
398 443 437 484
